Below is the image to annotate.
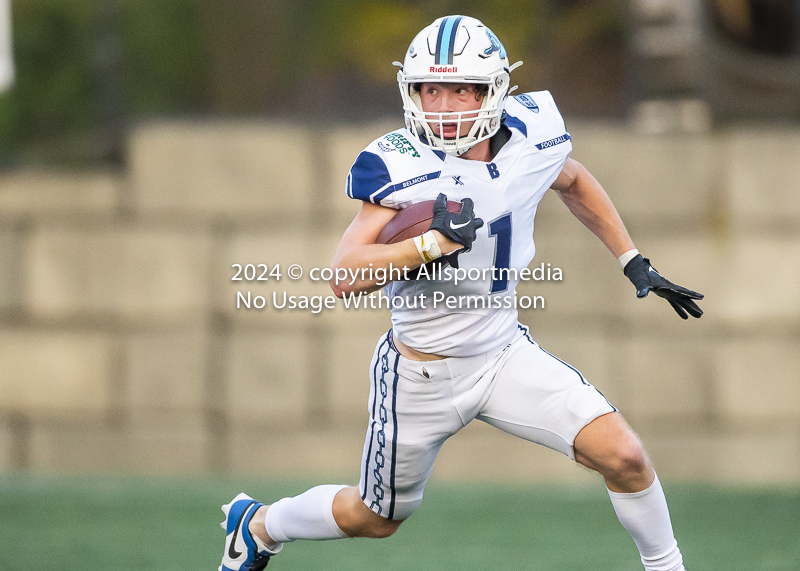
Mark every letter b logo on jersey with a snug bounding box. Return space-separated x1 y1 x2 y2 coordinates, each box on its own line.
487 162 500 179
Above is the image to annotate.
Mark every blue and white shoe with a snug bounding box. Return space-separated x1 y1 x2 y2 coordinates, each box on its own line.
219 493 277 571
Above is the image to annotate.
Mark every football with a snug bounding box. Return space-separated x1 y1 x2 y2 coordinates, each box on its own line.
376 199 462 279
375 199 462 245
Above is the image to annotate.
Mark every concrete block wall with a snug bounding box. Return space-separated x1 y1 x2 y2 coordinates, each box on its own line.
0 121 798 484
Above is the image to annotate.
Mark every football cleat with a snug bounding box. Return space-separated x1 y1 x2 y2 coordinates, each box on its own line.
219 493 275 571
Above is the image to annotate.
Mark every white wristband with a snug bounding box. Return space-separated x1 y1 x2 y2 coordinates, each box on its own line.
413 231 442 263
618 248 639 269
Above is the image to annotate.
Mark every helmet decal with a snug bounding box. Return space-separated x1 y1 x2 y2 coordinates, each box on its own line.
482 27 506 60
435 15 464 65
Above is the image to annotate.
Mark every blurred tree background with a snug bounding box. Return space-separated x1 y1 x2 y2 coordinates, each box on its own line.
0 0 208 164
2 0 799 167
0 0 628 166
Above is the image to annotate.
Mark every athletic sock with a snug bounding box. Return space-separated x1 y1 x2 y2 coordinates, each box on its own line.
607 474 686 571
251 526 282 555
264 484 349 543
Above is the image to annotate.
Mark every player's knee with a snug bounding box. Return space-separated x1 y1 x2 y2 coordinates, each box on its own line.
353 513 403 539
336 494 404 539
609 439 649 478
369 517 403 539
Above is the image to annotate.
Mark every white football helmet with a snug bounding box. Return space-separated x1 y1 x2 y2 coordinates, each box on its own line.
395 15 522 156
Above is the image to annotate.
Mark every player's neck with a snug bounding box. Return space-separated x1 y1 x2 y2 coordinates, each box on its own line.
458 125 511 163
459 138 492 162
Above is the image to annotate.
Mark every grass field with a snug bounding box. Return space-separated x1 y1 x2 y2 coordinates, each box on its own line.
1 475 798 570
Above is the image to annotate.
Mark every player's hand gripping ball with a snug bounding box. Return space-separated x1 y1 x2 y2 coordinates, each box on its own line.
376 197 460 279
375 194 483 277
623 254 704 319
428 193 484 267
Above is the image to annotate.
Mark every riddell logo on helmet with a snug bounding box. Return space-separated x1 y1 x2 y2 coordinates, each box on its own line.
430 66 457 73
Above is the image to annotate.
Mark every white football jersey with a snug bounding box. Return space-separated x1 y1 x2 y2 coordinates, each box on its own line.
346 91 572 357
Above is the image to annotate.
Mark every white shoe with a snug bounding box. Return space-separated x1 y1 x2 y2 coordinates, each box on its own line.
219 493 274 571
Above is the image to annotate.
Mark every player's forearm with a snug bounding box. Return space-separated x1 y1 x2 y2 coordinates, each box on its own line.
555 167 635 259
329 240 424 297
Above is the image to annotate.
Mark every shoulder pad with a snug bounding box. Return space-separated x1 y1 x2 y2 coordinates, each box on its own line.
346 129 445 206
504 91 571 156
345 150 391 203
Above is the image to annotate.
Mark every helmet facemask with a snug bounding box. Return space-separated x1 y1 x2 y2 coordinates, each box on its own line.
398 71 510 156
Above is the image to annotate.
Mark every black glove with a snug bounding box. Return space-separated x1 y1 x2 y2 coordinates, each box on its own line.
428 193 484 269
623 254 704 319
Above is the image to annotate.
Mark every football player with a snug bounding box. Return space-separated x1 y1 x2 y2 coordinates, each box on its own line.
219 15 702 571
